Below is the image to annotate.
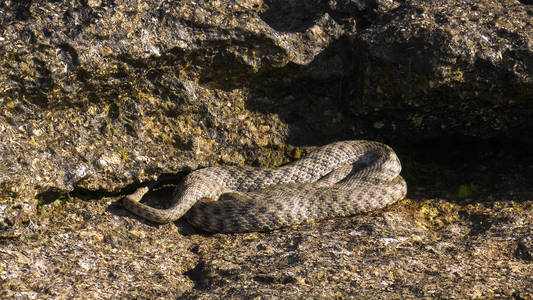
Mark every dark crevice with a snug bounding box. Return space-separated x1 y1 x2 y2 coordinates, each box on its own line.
401 135 532 167
58 43 80 67
37 172 186 208
253 274 297 284
183 260 212 290
466 213 493 235
260 0 330 33
12 1 32 21
398 135 533 202
514 237 533 261
260 0 383 33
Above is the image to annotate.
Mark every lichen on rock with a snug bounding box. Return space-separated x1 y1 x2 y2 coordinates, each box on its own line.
0 0 532 297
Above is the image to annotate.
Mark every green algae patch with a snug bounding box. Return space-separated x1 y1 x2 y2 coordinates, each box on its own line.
411 199 462 229
119 148 129 162
457 183 479 199
4 96 15 109
37 197 68 217
399 155 455 190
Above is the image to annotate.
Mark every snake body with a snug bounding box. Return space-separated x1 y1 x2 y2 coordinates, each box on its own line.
123 140 407 232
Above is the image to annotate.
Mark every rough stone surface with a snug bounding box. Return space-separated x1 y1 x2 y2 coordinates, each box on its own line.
1 0 532 230
2 136 532 298
1 0 532 298
1 158 532 298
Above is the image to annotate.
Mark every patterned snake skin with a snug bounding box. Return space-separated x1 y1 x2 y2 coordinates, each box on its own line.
123 140 407 232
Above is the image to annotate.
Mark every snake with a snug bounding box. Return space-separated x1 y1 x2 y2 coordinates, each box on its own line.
123 140 407 233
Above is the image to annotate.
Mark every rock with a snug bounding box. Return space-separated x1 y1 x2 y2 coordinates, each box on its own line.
353 0 533 141
0 0 532 227
0 0 532 297
0 194 531 298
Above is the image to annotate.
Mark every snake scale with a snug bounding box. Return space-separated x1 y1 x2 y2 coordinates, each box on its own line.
123 140 407 233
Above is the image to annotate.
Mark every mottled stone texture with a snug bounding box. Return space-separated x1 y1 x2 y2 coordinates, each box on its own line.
0 0 532 298
1 188 532 298
0 0 532 226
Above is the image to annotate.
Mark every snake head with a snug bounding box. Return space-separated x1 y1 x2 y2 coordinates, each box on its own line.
125 186 150 203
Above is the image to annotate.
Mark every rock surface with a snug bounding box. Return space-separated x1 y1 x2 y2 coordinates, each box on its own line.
1 161 532 298
0 0 532 298
1 0 532 230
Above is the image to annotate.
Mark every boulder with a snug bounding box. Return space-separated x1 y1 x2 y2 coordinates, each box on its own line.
0 0 532 297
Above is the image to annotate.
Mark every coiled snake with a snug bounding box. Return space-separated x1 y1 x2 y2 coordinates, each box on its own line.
123 140 407 232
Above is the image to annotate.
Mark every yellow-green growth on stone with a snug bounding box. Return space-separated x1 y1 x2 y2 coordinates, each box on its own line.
119 148 129 162
38 199 64 216
457 183 479 199
5 96 15 109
